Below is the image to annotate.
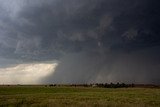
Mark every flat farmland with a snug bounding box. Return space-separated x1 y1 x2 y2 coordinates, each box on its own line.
0 86 160 107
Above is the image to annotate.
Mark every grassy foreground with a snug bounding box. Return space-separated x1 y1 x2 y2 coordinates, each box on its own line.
0 86 160 107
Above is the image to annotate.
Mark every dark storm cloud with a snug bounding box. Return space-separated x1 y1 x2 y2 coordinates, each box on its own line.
0 0 160 84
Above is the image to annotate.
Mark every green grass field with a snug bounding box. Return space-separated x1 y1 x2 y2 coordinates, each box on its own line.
0 86 160 107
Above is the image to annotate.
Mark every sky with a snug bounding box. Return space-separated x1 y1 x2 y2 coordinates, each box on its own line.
0 0 160 84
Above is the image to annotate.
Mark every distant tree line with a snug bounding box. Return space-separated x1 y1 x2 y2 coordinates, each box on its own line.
46 83 135 88
92 83 135 88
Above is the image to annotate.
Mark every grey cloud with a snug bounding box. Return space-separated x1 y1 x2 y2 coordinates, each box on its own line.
0 0 160 84
44 46 160 84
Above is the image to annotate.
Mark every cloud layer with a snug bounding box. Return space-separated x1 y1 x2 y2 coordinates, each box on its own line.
0 0 160 84
0 62 58 84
